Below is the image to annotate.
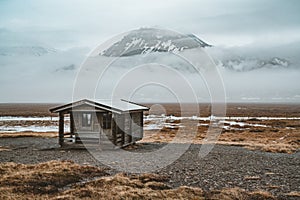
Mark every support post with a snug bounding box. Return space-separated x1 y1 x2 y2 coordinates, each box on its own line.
128 113 132 143
59 112 64 146
112 114 116 145
140 111 144 139
98 113 102 145
121 115 125 146
70 112 74 137
119 114 125 146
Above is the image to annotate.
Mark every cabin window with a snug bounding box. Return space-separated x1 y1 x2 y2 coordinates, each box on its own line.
102 113 112 129
82 113 92 127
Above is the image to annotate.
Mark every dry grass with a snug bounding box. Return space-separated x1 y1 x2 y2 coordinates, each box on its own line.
2 103 300 118
56 173 193 199
0 131 57 138
142 119 300 154
0 146 11 151
219 126 300 154
0 161 278 200
0 103 58 117
0 160 107 197
59 176 276 200
1 121 298 154
286 191 300 197
143 103 300 117
206 188 276 200
1 103 299 154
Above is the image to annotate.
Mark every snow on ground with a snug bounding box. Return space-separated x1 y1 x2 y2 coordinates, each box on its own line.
0 116 70 121
0 115 298 132
0 125 69 133
0 116 69 133
144 115 300 122
143 115 299 131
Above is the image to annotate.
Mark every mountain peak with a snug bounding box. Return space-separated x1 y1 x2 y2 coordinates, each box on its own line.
100 28 211 57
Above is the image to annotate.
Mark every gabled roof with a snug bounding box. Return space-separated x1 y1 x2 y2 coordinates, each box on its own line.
49 99 149 114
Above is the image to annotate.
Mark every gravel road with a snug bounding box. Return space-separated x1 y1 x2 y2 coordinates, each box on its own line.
0 137 299 199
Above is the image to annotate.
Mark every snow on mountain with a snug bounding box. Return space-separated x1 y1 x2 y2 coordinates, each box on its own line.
0 46 57 56
98 28 294 72
100 28 211 57
218 57 290 72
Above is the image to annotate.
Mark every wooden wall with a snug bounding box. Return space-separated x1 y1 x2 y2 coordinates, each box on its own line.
113 113 124 146
70 109 144 146
130 112 143 142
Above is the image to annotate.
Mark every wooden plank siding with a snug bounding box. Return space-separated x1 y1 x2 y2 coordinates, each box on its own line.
124 113 132 144
130 112 143 142
53 104 146 147
57 111 145 147
50 99 148 147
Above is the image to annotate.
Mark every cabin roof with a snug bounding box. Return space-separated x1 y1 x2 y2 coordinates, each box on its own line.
49 99 149 114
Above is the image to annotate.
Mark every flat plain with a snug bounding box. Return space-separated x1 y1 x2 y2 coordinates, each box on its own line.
0 103 299 199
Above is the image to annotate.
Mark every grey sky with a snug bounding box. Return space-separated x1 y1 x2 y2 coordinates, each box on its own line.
0 0 300 103
1 0 300 47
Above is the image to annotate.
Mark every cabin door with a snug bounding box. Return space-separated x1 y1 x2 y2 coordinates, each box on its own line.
81 113 93 131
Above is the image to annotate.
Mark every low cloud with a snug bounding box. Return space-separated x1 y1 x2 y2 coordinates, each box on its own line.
0 0 299 102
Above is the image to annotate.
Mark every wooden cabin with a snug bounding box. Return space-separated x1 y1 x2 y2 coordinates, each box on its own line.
49 99 149 147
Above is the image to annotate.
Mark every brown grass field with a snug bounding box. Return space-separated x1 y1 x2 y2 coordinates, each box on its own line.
0 103 59 117
0 160 283 200
1 103 299 153
0 103 299 199
142 103 300 117
142 118 300 154
1 103 300 117
142 103 300 154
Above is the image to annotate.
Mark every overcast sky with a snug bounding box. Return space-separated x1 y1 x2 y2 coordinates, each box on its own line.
1 0 300 47
0 0 300 103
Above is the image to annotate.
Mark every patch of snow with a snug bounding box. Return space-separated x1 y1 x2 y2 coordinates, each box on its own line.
144 115 300 122
285 127 295 130
0 116 62 121
197 123 209 127
0 125 69 133
143 114 297 131
144 124 162 130
222 121 246 126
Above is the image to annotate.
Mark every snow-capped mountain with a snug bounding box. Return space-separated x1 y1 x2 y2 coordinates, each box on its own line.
99 28 293 72
0 46 57 56
100 28 211 57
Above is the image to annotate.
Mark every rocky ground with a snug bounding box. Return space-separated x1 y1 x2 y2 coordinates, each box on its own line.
0 137 299 199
